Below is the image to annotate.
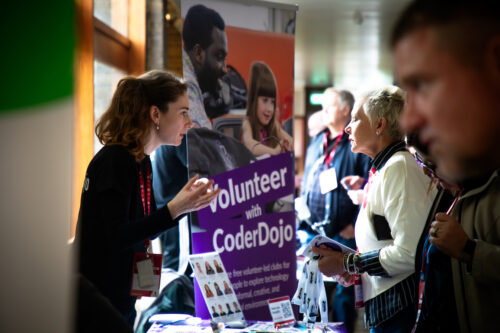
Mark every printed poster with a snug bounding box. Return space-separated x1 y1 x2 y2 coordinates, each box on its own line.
192 153 296 320
189 252 245 323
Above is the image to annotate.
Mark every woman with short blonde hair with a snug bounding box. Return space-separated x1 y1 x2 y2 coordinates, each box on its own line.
314 86 436 332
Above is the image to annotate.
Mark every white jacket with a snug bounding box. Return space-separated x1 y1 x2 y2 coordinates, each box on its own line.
355 151 437 301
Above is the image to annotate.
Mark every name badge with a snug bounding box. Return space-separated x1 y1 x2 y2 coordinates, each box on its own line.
131 252 162 297
268 296 295 328
319 168 338 194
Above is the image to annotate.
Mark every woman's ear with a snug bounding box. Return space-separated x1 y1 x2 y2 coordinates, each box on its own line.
149 105 160 126
376 117 387 134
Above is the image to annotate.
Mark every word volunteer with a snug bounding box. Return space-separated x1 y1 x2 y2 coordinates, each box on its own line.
209 167 294 253
209 167 289 212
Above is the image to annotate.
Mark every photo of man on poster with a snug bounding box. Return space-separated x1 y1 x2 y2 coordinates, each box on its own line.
182 4 229 127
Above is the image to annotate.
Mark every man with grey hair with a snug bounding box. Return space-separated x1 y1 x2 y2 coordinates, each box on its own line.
300 88 370 333
392 0 500 331
308 89 355 137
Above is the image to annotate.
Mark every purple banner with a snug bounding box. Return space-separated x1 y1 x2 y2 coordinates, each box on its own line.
192 153 297 321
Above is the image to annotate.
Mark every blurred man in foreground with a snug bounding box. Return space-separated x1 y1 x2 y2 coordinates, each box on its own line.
392 1 500 331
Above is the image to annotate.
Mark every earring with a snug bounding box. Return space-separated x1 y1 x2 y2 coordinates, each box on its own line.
156 124 159 131
376 131 380 135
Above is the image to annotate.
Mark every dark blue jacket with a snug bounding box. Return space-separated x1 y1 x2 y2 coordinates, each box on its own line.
152 139 188 270
301 130 371 237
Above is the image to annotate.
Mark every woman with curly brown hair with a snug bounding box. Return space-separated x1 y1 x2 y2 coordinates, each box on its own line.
76 70 219 326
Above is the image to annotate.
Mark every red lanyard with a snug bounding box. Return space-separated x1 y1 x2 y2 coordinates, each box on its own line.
139 163 152 250
139 164 152 216
362 168 376 209
412 194 460 332
323 131 343 166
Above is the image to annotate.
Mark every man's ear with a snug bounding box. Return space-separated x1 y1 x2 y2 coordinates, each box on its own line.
192 44 206 68
342 105 351 118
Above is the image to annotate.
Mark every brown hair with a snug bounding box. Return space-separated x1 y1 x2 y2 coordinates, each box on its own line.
391 0 500 67
246 62 279 148
95 70 187 160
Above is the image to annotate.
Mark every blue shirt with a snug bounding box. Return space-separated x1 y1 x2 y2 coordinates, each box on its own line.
301 130 370 237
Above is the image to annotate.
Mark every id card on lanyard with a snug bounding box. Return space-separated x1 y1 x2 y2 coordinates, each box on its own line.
319 132 343 194
130 163 163 297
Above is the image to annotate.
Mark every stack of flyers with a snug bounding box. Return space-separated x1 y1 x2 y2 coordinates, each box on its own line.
300 234 356 259
189 252 246 325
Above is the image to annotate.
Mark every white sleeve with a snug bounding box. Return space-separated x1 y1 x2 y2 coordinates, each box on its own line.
378 156 436 276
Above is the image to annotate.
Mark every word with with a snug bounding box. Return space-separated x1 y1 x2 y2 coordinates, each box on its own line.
245 204 262 220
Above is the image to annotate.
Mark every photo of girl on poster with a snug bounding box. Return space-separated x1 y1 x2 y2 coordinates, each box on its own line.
205 261 215 274
233 301 241 313
204 284 214 298
214 259 224 273
223 280 233 294
214 282 224 296
241 62 292 157
196 262 204 275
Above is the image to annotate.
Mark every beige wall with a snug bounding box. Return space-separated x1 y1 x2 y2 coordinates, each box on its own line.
0 99 74 332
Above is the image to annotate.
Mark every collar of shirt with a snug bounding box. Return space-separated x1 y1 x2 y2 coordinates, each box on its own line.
322 130 348 151
371 140 407 171
182 49 212 129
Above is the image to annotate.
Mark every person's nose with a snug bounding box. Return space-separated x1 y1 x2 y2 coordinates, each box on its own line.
266 102 274 113
399 94 426 134
186 114 193 129
345 122 352 135
221 60 228 75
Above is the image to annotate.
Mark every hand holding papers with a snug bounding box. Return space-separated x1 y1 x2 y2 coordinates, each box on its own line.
300 234 356 259
293 235 357 323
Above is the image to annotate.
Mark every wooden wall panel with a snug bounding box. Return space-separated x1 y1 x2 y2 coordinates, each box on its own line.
73 0 94 236
94 17 130 73
129 0 146 75
73 0 146 236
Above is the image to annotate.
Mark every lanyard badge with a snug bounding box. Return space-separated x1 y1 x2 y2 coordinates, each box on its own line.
131 163 162 297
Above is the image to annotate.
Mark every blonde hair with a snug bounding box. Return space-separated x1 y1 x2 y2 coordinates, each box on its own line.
362 86 405 140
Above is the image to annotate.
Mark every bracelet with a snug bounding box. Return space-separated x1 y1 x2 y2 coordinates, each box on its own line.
343 253 362 274
353 253 361 274
349 253 356 274
343 253 349 273
346 253 354 274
